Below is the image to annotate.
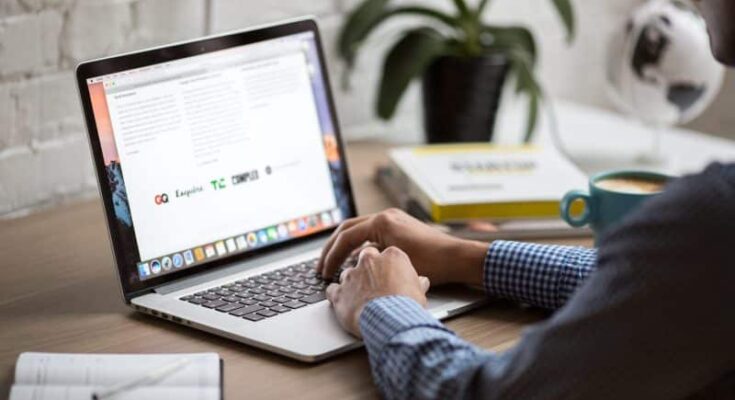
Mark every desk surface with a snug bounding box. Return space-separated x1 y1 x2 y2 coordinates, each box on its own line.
0 141 591 399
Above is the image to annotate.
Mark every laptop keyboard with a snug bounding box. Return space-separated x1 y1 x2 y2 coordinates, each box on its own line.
179 257 350 322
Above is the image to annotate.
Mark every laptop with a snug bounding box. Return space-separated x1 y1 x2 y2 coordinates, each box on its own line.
75 18 486 362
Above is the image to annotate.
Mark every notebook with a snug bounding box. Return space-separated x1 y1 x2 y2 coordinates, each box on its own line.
388 143 587 222
9 352 223 400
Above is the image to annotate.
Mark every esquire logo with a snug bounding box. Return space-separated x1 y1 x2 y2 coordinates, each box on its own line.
175 185 204 199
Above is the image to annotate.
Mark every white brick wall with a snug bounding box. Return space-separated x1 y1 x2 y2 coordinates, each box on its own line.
0 0 733 216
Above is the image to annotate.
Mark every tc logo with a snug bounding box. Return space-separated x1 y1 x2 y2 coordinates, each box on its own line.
210 178 226 190
154 193 169 205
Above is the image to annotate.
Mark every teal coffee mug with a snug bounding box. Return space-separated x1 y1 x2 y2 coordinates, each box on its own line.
560 170 673 238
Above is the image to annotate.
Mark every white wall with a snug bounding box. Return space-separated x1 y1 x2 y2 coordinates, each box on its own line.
0 0 732 216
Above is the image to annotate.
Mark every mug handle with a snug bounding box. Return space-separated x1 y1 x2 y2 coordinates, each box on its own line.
560 190 592 227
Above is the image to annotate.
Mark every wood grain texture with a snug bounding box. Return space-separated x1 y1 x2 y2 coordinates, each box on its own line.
0 141 592 399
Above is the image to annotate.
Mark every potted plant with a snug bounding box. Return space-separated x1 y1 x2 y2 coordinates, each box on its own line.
338 0 575 143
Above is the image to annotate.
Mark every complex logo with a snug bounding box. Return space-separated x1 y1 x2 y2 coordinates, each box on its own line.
232 169 259 186
154 193 169 205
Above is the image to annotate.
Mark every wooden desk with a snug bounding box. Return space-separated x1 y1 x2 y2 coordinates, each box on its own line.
0 141 591 399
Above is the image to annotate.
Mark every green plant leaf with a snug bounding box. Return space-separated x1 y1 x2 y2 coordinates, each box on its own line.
523 91 540 143
551 0 575 42
452 0 471 18
484 26 537 67
476 0 491 15
377 28 448 119
337 2 458 78
506 47 543 142
337 0 390 69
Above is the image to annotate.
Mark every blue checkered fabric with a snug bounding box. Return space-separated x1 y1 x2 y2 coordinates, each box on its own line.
360 296 504 400
485 240 596 309
359 241 598 400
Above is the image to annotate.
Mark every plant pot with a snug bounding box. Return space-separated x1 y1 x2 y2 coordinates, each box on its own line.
421 54 510 143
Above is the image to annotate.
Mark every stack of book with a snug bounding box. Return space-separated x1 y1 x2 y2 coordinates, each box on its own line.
376 143 592 240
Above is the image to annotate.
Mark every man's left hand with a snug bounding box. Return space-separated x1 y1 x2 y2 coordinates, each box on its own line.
326 246 431 337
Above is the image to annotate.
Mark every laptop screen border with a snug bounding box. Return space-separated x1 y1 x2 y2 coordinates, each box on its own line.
76 18 357 302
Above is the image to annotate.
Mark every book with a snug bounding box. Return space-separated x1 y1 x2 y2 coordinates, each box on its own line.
9 352 223 400
388 143 588 223
375 166 592 240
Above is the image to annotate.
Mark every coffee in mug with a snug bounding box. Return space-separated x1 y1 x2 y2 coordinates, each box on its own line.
594 177 666 195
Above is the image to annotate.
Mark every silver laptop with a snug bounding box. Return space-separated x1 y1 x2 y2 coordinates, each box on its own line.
76 18 485 362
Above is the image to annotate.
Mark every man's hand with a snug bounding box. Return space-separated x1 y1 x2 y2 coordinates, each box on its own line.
326 246 430 337
317 208 487 286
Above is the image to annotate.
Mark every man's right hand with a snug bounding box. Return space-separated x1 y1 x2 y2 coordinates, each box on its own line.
316 208 488 286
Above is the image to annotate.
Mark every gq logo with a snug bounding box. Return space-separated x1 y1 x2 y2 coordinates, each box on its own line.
154 193 169 205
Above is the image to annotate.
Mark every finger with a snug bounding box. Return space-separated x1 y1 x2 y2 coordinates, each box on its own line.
317 216 369 274
356 246 380 267
419 276 431 293
321 219 375 279
339 266 353 283
326 283 340 304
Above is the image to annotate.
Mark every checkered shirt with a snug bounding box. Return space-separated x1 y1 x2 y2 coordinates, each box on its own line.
359 241 597 400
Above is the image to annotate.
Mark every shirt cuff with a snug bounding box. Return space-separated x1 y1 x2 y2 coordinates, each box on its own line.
483 240 597 309
360 296 450 356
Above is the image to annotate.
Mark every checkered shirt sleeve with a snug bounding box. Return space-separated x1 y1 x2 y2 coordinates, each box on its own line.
484 240 597 309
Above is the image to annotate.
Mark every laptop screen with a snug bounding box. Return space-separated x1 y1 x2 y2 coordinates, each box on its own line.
83 29 353 289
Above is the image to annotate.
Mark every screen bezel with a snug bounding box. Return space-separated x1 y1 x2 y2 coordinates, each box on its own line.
76 19 357 302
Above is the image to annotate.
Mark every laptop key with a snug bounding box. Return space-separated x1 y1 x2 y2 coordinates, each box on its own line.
253 294 270 302
202 293 220 301
265 291 281 297
262 284 278 291
285 293 303 300
239 299 258 306
230 305 264 316
242 313 265 322
259 301 278 308
235 292 253 299
301 292 326 304
188 297 206 305
271 305 291 313
284 300 306 309
257 309 277 318
249 288 265 295
216 303 243 313
223 296 239 303
202 300 227 309
272 297 290 304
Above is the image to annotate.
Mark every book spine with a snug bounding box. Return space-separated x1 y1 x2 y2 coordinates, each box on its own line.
388 157 437 221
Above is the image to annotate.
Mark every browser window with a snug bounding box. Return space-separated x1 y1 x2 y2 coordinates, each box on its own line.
86 32 351 284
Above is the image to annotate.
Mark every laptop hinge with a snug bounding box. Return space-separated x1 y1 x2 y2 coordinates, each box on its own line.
154 236 327 295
